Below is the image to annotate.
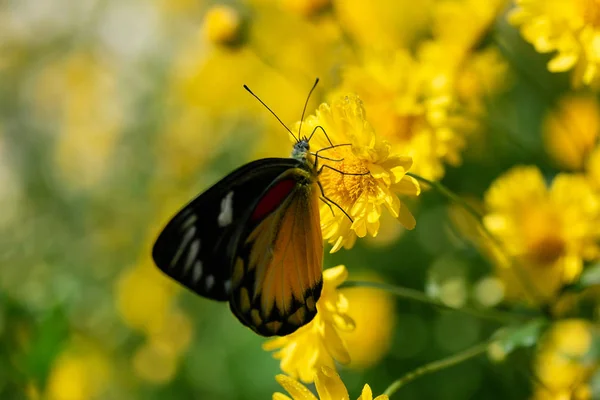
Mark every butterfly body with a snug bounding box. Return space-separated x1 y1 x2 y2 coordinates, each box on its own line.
152 139 324 336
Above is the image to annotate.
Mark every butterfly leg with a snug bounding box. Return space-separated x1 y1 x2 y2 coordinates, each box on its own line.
313 143 352 169
308 125 335 147
319 196 336 217
316 180 354 222
318 164 371 177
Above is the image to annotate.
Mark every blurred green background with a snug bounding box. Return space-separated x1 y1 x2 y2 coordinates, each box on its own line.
0 0 589 399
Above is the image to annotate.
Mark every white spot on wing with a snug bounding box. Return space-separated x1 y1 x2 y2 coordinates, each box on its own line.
181 214 198 231
205 275 215 291
218 191 234 227
224 280 231 293
192 261 203 283
170 226 196 268
183 239 200 274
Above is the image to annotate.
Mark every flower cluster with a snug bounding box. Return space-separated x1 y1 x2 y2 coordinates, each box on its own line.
510 0 600 87
298 94 420 252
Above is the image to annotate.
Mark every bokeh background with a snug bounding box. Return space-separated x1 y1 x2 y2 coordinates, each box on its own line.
2 0 598 399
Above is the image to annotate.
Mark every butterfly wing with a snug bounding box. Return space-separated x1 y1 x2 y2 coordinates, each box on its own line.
229 167 324 336
152 158 303 301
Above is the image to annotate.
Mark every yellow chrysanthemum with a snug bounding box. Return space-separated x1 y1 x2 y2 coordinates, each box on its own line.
509 0 600 87
432 0 507 51
340 273 396 369
337 50 466 182
298 94 420 252
543 94 600 171
333 0 431 49
273 366 388 400
483 166 600 303
263 266 354 383
533 320 597 400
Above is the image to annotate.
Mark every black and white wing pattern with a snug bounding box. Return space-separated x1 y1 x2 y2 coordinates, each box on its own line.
152 158 302 301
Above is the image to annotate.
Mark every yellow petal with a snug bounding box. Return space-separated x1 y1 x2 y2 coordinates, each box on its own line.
263 337 288 351
275 375 318 400
397 204 416 230
332 312 356 332
314 367 350 400
322 322 351 364
369 164 392 186
358 384 373 400
392 176 420 196
548 53 578 72
323 265 348 287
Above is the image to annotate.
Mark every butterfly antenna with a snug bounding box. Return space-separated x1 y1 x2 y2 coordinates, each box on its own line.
299 77 319 140
243 84 299 142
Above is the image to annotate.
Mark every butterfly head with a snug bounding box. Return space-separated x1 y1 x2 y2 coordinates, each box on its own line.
291 138 310 161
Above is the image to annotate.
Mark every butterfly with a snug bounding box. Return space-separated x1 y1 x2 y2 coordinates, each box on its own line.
152 79 345 337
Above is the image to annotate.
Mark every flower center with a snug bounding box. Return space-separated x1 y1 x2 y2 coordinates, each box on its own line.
581 0 600 27
319 149 372 204
522 207 567 266
526 235 567 266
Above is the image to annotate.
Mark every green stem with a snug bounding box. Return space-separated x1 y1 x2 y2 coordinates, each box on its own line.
340 280 531 324
383 340 491 397
406 172 542 306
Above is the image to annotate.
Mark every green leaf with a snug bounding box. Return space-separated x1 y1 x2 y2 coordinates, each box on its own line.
494 318 549 355
578 263 600 288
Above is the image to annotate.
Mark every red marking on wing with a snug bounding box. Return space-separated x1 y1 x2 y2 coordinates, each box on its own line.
251 179 296 221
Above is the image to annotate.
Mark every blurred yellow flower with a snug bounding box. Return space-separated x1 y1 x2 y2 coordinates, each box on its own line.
483 166 600 303
280 0 330 17
533 320 597 400
586 145 600 189
46 338 111 400
543 94 600 171
263 266 354 383
338 50 465 181
299 94 420 252
203 5 243 46
116 260 178 334
273 366 388 400
333 0 431 49
340 273 396 369
432 0 506 51
509 0 600 87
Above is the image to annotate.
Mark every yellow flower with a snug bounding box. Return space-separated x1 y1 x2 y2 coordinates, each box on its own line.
263 266 354 383
333 0 431 49
483 166 600 303
533 320 597 400
46 337 111 400
337 50 466 181
543 94 600 171
432 0 506 51
273 366 389 400
340 272 396 369
299 94 420 252
202 5 244 46
280 0 330 17
116 260 178 334
509 0 600 87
